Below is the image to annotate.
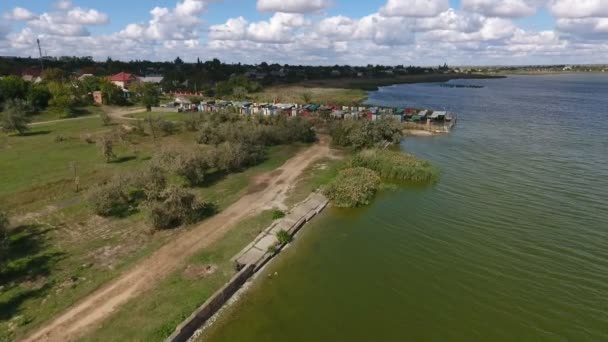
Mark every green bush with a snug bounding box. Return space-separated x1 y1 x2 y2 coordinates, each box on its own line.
277 230 292 244
149 186 214 230
348 149 440 183
0 210 8 258
88 179 131 217
323 167 381 208
272 209 285 220
329 119 402 150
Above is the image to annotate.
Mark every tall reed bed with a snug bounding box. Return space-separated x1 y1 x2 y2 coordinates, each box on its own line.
348 149 440 183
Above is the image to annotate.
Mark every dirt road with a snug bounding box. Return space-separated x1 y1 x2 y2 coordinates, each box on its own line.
31 108 145 126
22 139 330 342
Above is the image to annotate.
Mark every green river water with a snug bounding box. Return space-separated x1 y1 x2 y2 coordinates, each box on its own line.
202 74 608 341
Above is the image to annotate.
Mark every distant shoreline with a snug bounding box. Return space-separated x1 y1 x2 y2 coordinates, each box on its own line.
294 73 505 91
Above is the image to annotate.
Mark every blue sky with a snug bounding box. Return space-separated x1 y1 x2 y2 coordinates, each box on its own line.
0 0 606 65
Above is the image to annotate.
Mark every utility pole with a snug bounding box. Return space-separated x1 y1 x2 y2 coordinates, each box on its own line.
36 39 44 71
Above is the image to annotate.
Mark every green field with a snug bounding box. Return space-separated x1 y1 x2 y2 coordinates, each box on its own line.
0 115 307 341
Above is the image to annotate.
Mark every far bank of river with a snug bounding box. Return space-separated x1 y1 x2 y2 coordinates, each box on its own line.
201 73 608 341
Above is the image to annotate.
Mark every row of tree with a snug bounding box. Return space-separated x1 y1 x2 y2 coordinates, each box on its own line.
87 110 317 229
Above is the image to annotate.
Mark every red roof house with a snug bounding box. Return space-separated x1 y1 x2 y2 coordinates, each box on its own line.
109 72 138 89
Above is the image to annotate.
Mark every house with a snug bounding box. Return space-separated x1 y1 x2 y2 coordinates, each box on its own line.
140 76 164 84
110 72 138 89
78 73 94 81
92 91 103 105
22 67 42 83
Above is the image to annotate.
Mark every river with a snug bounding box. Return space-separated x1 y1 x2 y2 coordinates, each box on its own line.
202 74 608 341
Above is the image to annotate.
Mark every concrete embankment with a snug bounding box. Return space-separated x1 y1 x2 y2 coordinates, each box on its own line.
166 193 329 342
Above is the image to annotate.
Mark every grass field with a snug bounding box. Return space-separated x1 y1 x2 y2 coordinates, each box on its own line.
81 210 276 341
250 86 367 105
0 114 306 341
126 111 190 122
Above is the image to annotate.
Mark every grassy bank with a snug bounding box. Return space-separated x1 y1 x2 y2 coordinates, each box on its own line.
80 210 276 341
0 109 307 341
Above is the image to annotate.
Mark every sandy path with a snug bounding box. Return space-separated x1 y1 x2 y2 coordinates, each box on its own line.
22 139 329 342
30 108 145 126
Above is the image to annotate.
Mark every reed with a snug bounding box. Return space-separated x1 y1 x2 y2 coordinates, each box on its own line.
348 149 440 183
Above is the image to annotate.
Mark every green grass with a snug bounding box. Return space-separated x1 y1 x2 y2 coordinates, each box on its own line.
29 105 106 123
196 144 306 211
284 157 342 208
127 111 189 122
250 86 367 105
0 118 151 211
0 115 306 341
80 210 276 342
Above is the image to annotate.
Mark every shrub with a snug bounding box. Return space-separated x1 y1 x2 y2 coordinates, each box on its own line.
348 149 440 183
277 230 292 244
175 152 211 186
212 142 265 172
97 135 116 163
1 99 31 135
0 211 8 265
323 167 381 208
159 120 178 136
330 119 402 150
88 179 131 217
149 186 214 229
272 209 285 220
81 132 95 144
100 112 112 126
132 166 167 201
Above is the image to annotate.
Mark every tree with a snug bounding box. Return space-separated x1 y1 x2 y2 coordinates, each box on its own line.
41 68 67 82
0 76 28 103
27 84 52 110
99 79 124 105
1 99 31 135
98 135 116 162
48 81 76 116
0 210 8 261
100 112 112 126
132 82 160 111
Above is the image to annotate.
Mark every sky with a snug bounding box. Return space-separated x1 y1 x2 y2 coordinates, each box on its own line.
0 0 607 66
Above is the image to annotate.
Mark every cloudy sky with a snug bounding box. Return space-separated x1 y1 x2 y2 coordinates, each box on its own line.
0 0 607 66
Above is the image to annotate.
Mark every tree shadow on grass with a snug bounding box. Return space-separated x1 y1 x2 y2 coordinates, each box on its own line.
111 156 137 164
16 130 52 137
0 224 65 321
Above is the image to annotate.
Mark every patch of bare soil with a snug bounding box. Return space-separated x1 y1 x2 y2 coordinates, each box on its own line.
182 264 218 280
22 139 330 342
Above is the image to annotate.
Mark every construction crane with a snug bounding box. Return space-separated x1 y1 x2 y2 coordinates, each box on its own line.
36 38 44 71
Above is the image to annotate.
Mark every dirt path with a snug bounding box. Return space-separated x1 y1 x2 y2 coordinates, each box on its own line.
30 107 145 126
22 139 330 342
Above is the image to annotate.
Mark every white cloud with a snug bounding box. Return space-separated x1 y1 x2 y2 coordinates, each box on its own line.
557 18 608 34
3 7 37 21
55 0 73 10
415 9 483 32
28 13 91 36
380 0 449 17
119 0 209 40
549 0 608 19
210 13 309 43
64 8 109 25
256 0 331 13
209 17 248 40
461 0 543 17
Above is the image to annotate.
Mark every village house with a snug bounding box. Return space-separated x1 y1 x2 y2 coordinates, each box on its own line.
110 72 138 89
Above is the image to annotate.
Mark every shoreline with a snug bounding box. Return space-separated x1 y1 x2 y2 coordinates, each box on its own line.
166 193 330 342
295 73 505 92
